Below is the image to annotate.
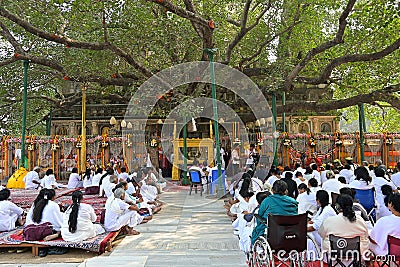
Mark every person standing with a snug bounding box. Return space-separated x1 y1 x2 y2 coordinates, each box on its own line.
245 144 258 171
231 145 241 176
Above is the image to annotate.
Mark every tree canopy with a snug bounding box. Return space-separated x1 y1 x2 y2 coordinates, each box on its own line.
0 0 399 134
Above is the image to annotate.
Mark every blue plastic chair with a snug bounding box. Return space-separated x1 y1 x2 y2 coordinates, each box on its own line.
210 169 226 195
354 188 377 222
189 171 203 196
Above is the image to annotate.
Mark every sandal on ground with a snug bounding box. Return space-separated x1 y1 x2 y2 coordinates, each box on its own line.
16 248 29 253
47 247 68 255
38 249 48 257
8 249 17 253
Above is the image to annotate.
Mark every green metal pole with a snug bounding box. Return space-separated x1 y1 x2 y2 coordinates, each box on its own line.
46 109 53 135
272 93 278 166
182 117 190 185
204 48 224 197
358 103 365 162
282 92 286 132
20 60 29 168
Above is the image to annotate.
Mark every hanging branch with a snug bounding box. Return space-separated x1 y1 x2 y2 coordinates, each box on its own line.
284 0 356 91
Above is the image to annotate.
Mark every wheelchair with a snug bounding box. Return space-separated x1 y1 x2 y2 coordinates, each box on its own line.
248 213 322 267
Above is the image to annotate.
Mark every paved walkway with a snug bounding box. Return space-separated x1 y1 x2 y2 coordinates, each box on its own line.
79 186 246 267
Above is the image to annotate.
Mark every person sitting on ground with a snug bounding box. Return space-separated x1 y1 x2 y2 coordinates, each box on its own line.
40 169 60 189
67 167 83 189
25 189 63 241
308 178 321 193
238 191 271 254
23 166 41 190
91 167 103 187
318 194 369 257
349 167 374 190
0 189 25 231
293 171 307 187
339 164 355 184
373 168 398 220
307 190 337 248
303 166 314 181
99 168 114 197
338 176 347 184
379 185 395 219
115 181 159 216
369 193 400 256
322 170 343 195
282 172 298 199
61 190 105 242
118 167 129 182
297 183 317 215
82 168 93 188
251 180 298 244
311 163 321 185
104 175 118 198
264 168 280 186
104 188 142 235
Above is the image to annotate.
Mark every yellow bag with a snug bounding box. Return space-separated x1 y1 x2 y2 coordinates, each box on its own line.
6 167 28 189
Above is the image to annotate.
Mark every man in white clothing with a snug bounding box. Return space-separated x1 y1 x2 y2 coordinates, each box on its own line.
391 162 400 189
339 164 354 183
23 166 41 190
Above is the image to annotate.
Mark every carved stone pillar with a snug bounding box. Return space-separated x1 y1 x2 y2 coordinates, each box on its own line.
91 122 99 135
69 122 76 136
312 118 319 133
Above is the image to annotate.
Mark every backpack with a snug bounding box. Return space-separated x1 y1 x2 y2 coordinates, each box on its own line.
23 222 53 241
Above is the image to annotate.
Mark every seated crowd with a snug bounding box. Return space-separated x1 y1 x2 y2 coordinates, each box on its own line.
1 164 164 256
227 158 400 263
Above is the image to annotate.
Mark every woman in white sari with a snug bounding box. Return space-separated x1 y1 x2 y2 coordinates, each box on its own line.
0 189 24 232
104 188 142 235
61 190 104 242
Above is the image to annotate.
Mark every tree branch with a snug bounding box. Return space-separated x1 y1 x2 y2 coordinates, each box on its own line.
0 19 23 52
239 20 302 68
279 83 400 113
147 0 209 27
284 0 356 91
305 37 400 84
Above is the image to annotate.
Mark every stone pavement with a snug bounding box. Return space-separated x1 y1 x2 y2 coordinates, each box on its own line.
79 186 246 267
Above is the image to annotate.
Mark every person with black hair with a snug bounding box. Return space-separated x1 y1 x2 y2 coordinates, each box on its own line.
0 189 24 231
99 168 114 197
369 193 400 256
282 172 298 199
237 191 271 254
349 167 373 190
338 176 347 184
310 163 321 185
40 169 58 189
303 166 314 181
61 190 104 242
251 180 298 244
67 167 83 189
118 167 129 182
339 164 355 184
104 188 142 235
82 168 93 188
25 189 63 240
318 194 369 256
373 167 398 220
265 168 280 186
339 187 371 227
91 167 104 186
308 178 321 193
307 190 336 248
297 183 317 215
293 171 307 186
378 185 394 219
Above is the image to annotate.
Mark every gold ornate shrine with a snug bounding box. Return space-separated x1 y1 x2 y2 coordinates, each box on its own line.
171 138 214 181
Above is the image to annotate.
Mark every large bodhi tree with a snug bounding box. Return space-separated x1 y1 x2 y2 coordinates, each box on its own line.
0 0 399 134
